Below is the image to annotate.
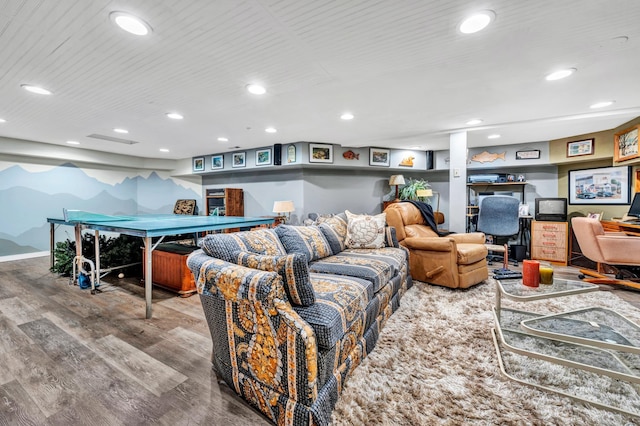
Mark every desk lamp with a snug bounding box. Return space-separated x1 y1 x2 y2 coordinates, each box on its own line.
273 200 295 223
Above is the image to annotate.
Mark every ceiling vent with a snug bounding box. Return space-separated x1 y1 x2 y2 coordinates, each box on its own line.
86 133 139 145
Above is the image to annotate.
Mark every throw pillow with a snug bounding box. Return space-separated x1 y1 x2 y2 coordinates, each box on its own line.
234 251 315 306
384 225 400 248
275 225 333 263
318 213 348 253
345 210 386 249
201 229 287 262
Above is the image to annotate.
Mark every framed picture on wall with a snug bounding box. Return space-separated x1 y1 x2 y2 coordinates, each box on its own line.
232 152 246 168
566 138 594 157
211 155 223 170
256 148 272 166
568 165 631 205
193 157 204 172
369 148 390 166
614 125 639 162
309 143 333 163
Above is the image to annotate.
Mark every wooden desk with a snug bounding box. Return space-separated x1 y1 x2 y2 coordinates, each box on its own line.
601 220 640 236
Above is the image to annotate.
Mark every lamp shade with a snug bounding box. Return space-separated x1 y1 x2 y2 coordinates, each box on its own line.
389 175 405 186
416 189 432 198
273 200 295 213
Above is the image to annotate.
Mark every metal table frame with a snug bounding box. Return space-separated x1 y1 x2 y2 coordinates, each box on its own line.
48 211 274 319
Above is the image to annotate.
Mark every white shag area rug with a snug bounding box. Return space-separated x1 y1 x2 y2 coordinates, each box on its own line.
331 280 640 425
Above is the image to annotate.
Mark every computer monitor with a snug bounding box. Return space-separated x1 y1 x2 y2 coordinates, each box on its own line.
628 193 640 218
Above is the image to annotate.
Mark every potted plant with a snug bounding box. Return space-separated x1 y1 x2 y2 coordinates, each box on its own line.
399 178 432 201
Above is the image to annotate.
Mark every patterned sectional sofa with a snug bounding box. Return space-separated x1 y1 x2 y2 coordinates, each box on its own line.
187 212 411 426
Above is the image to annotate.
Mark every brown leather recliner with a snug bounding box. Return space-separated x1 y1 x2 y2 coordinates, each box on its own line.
385 202 489 289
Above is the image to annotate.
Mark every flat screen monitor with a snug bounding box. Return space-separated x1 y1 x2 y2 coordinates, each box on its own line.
628 193 640 218
535 198 567 222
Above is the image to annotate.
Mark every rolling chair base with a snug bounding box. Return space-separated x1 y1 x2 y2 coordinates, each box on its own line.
578 268 640 291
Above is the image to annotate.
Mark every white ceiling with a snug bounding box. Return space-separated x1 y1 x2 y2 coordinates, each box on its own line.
1 0 639 160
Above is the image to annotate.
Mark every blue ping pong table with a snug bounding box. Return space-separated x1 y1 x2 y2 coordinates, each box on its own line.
47 210 274 319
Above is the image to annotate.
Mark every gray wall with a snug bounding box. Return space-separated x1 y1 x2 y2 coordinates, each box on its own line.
203 167 450 224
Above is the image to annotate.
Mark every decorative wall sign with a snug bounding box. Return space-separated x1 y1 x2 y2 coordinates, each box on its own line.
568 165 630 205
232 152 246 168
287 144 296 163
614 125 639 162
211 155 223 169
471 151 506 163
515 149 541 160
369 148 389 166
309 143 333 163
256 148 272 166
193 157 204 171
566 139 594 157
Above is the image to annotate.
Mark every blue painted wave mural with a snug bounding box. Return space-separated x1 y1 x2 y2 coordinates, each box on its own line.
0 162 202 256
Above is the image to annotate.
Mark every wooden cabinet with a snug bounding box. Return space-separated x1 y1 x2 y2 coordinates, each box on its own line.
531 220 568 265
143 244 197 297
206 188 244 216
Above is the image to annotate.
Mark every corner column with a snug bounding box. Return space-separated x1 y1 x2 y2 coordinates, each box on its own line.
449 131 468 233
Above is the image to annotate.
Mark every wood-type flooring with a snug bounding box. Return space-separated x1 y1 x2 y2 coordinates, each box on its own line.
1 256 639 425
0 257 270 425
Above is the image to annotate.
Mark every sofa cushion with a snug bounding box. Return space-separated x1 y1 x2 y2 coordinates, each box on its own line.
201 229 286 262
318 213 348 253
275 224 333 262
345 210 386 249
234 251 315 306
293 273 372 350
308 253 393 293
341 247 407 277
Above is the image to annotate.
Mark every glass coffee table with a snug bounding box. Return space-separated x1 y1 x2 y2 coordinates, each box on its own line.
492 277 640 417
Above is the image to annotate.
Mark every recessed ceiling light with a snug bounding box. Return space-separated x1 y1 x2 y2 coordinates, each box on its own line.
21 84 52 95
340 112 354 120
166 112 183 120
217 137 229 142
411 146 422 150
113 128 129 134
466 119 483 125
110 11 152 36
0 118 6 123
159 148 169 152
265 127 277 133
545 68 576 81
246 84 266 95
590 101 615 109
66 140 80 145
459 10 495 34
488 134 501 139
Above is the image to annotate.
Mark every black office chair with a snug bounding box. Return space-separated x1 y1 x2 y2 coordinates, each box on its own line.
477 196 521 267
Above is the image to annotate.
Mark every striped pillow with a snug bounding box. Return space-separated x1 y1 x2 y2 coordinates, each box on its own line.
275 225 333 262
234 251 315 306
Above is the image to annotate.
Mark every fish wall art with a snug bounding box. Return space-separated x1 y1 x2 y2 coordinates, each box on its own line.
471 151 506 163
342 150 360 160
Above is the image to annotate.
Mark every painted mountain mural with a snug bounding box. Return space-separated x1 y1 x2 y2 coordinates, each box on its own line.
0 162 202 257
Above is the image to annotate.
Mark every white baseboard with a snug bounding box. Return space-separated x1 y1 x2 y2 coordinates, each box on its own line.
0 251 49 263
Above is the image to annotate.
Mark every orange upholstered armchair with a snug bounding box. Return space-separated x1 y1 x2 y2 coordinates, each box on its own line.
385 202 489 289
571 217 640 290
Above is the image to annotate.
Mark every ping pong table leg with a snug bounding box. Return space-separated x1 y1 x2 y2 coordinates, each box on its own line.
94 230 100 290
144 236 153 319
